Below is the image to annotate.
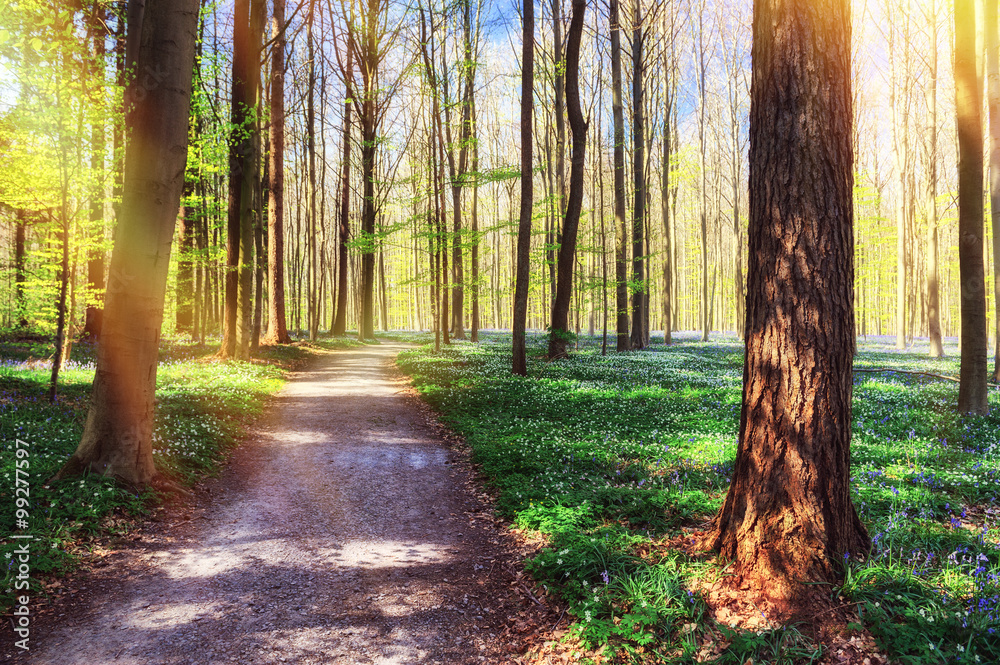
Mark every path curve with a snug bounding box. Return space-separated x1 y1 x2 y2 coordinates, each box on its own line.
21 344 539 665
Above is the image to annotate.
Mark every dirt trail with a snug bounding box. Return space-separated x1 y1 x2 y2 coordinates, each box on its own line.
20 344 543 665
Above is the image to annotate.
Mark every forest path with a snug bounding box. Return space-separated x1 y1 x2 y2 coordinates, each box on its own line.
25 343 536 665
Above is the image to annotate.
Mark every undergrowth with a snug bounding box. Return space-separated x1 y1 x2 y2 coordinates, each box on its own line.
399 332 1000 663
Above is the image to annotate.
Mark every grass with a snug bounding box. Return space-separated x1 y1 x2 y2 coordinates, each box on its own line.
0 333 325 613
398 331 1000 664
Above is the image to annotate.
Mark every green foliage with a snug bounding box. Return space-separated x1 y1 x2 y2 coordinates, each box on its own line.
399 332 1000 662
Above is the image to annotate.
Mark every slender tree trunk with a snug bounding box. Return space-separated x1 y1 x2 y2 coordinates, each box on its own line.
512 0 534 375
956 0 989 414
84 2 107 339
699 0 869 613
333 32 353 336
987 0 1000 377
222 0 250 358
471 98 481 342
547 0 586 359
177 179 195 334
926 0 943 358
629 0 646 350
54 0 198 486
14 211 26 329
611 0 629 351
264 0 290 344
697 8 710 342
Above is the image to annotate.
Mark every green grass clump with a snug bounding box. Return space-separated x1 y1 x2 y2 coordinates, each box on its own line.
399 331 1000 662
0 341 292 613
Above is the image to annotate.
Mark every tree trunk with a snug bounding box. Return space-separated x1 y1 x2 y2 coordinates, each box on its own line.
610 0 629 351
15 210 27 329
222 0 250 358
264 0 290 344
987 0 1000 378
512 0 534 375
546 0 586 359
333 32 353 337
54 0 198 487
177 179 195 334
84 2 107 340
699 0 869 614
956 0 989 414
629 0 646 350
926 0 943 358
697 8 710 343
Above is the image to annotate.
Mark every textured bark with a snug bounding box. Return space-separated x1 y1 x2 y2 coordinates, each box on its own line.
236 0 265 358
306 0 318 341
221 0 249 358
700 0 869 611
54 0 198 487
512 0 534 376
546 0 586 360
610 0 629 351
629 0 646 350
332 31 353 336
355 0 384 341
956 0 988 414
264 0 291 345
926 0 943 359
988 0 1000 378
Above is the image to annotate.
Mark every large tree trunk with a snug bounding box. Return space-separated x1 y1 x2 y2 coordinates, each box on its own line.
54 0 198 487
264 0 291 345
236 0 265 358
512 0 534 375
956 0 989 414
699 0 869 615
546 0 586 360
610 0 629 351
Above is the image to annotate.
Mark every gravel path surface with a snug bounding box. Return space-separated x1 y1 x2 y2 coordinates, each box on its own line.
17 344 546 665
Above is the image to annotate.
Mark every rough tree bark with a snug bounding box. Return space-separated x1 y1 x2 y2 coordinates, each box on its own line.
221 0 250 358
629 0 646 350
512 0 534 375
546 0 586 360
698 0 869 614
264 0 291 345
610 0 629 351
956 0 988 414
54 0 199 487
926 0 943 358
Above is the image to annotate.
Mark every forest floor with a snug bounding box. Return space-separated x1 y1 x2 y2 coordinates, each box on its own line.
12 343 557 665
